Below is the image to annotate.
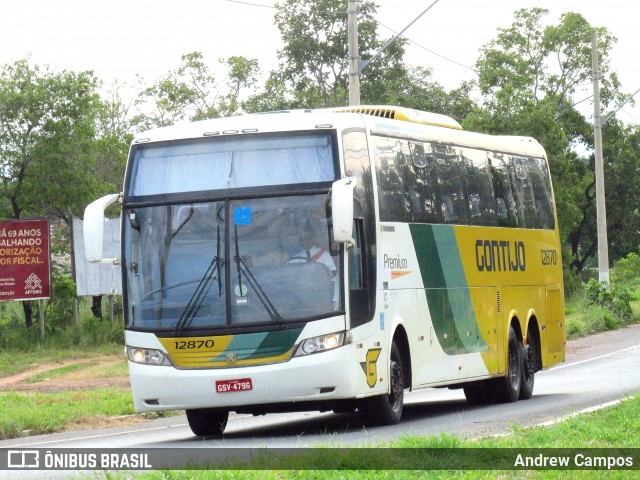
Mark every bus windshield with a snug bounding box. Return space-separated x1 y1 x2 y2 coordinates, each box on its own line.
123 194 342 332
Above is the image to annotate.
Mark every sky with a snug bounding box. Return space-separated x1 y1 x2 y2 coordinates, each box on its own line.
1 0 639 123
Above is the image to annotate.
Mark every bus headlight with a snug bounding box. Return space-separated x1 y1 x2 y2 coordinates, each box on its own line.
295 332 346 356
126 346 172 366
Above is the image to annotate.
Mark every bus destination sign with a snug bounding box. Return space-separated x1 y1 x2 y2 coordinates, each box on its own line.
0 219 51 301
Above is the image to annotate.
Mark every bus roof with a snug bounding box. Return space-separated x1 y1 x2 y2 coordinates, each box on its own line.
131 106 547 158
326 105 463 130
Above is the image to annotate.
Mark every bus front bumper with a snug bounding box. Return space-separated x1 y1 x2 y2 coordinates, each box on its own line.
128 345 357 413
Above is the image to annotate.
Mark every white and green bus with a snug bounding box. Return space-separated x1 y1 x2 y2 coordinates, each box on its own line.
84 106 565 436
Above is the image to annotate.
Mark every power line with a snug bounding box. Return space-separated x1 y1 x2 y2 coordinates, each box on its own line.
223 0 276 9
620 108 640 121
375 19 477 73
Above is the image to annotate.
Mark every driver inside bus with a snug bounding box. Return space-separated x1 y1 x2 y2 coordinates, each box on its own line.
289 222 338 310
289 223 337 278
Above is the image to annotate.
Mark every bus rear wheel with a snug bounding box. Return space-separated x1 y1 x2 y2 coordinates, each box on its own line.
186 408 229 437
493 326 522 403
363 342 404 425
519 329 537 400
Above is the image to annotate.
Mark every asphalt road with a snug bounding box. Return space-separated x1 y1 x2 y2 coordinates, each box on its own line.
1 323 639 476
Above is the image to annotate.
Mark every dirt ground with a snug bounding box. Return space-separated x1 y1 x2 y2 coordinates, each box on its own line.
0 355 129 392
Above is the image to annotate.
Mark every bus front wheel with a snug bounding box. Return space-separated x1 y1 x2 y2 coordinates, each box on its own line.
363 342 404 425
186 408 229 437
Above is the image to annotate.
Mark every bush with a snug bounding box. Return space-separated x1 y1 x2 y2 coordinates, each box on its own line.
583 278 632 321
44 274 77 331
0 274 124 351
77 316 124 346
563 266 583 297
612 252 640 288
0 318 124 352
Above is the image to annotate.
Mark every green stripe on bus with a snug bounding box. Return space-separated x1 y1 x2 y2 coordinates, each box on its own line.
409 223 447 289
248 327 304 360
409 224 487 355
212 327 303 361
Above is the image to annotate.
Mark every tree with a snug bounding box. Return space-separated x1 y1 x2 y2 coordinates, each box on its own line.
94 79 140 193
0 58 101 327
137 52 261 129
221 56 261 116
272 0 366 108
272 0 421 108
469 8 634 274
270 0 472 115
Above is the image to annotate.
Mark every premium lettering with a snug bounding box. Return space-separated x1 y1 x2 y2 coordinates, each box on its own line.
384 254 408 269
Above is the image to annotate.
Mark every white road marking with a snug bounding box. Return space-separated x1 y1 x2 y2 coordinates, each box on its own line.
546 344 640 371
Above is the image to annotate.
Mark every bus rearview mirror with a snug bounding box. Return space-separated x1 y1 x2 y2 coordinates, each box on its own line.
331 177 356 248
83 193 121 263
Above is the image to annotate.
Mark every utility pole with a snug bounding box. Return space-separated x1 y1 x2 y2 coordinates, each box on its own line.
592 30 609 287
347 0 441 106
348 0 360 106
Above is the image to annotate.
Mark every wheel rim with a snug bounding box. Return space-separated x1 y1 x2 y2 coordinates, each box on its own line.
389 359 403 411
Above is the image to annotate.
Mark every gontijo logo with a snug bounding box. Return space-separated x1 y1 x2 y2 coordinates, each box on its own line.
475 239 526 272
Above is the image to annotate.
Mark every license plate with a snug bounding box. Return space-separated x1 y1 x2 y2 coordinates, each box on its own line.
216 378 253 393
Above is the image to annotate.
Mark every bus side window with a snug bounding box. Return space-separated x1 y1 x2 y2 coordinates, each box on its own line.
374 137 411 222
407 141 442 223
509 156 538 228
433 146 469 225
462 148 498 226
526 157 555 230
489 153 518 228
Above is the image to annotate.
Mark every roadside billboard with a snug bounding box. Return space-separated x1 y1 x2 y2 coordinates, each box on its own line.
0 219 51 301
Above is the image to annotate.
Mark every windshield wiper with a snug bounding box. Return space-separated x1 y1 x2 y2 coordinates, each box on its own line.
174 226 222 334
233 225 285 328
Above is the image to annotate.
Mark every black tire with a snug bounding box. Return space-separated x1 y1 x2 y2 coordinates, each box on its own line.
363 342 404 425
186 408 229 437
519 330 536 400
493 326 522 403
463 380 493 405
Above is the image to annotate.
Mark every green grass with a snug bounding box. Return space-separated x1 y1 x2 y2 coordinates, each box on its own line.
0 344 122 377
0 388 136 439
81 358 129 378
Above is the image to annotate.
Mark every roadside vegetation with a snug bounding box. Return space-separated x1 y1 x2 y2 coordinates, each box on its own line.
564 252 640 339
117 393 640 478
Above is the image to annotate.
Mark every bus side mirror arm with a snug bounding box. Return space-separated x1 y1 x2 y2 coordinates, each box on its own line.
83 193 121 264
331 177 357 249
